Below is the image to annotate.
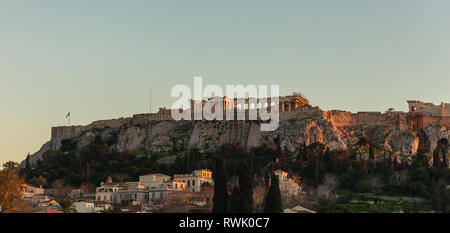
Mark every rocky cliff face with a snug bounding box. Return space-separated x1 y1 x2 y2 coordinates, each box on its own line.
24 106 450 166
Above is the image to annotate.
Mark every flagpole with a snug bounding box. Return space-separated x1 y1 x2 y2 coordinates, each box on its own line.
67 111 71 126
150 88 152 113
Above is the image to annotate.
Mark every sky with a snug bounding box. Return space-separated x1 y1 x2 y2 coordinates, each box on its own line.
0 0 449 165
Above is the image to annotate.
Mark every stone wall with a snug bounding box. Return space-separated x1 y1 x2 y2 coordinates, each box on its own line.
324 110 407 131
422 116 450 128
50 113 174 139
50 106 450 141
130 113 172 126
408 100 449 116
51 117 131 139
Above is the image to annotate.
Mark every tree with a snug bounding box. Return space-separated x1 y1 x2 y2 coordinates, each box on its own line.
58 199 76 213
107 203 122 213
80 183 96 195
0 167 26 210
428 179 449 212
113 173 129 182
433 149 440 168
237 162 253 213
24 154 31 176
52 179 71 199
264 174 283 213
212 157 228 213
2 161 20 171
369 142 375 160
357 137 370 160
29 176 47 188
229 187 241 213
85 162 90 182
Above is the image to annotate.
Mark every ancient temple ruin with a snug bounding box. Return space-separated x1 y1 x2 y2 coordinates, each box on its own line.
189 93 310 112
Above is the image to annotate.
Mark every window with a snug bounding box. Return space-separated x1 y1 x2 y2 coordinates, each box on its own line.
192 180 195 186
175 184 178 189
187 180 190 186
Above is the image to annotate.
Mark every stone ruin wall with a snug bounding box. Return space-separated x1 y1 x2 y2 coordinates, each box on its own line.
422 116 450 128
323 110 408 131
51 117 132 139
50 112 177 139
50 105 450 140
408 100 450 116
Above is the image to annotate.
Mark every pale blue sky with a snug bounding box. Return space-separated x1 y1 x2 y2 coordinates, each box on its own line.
1 0 449 165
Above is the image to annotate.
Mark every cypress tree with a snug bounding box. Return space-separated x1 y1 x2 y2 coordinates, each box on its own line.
85 162 90 182
212 157 228 213
237 162 253 213
229 187 241 213
433 149 440 168
369 142 375 160
264 173 283 213
25 154 31 170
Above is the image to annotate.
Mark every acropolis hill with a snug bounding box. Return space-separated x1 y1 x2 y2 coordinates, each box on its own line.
24 94 450 166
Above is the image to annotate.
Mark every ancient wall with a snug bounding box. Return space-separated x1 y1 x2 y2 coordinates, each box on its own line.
324 110 407 131
50 113 175 139
423 116 450 128
323 110 356 127
84 118 131 131
444 104 450 116
408 100 449 116
49 105 450 140
130 113 172 126
51 117 131 139
442 116 450 127
280 106 324 121
51 126 84 139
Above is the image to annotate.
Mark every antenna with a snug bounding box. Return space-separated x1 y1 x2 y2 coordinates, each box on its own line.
149 88 152 113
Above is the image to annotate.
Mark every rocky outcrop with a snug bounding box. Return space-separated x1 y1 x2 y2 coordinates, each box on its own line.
23 106 450 166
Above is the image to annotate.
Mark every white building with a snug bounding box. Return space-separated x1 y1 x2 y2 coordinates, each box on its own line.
74 201 96 213
139 173 171 189
95 169 214 205
174 169 213 192
22 184 44 198
95 177 149 204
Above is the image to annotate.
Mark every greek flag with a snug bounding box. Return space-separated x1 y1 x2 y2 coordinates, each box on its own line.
66 111 70 118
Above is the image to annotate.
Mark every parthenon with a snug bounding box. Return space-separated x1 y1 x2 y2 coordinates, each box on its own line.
189 93 310 112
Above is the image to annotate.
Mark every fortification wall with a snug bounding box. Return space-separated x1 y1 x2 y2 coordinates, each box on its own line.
51 126 85 139
324 110 356 127
84 118 131 131
422 116 450 128
444 105 450 116
279 106 324 121
442 116 450 126
51 117 131 139
324 110 408 131
50 106 450 140
130 113 172 126
408 100 449 116
50 113 174 139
